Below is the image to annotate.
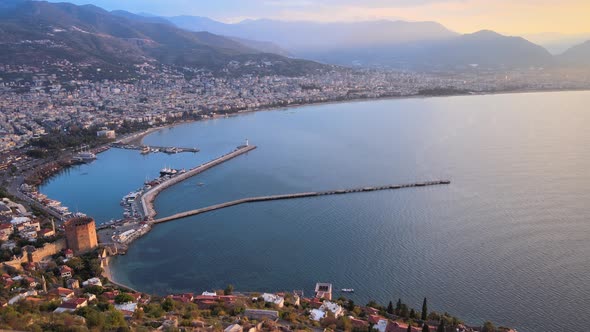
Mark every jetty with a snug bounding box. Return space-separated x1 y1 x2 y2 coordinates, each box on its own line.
153 180 451 224
141 144 257 219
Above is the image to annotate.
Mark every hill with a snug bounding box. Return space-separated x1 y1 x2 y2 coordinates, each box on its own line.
0 0 326 78
558 40 590 66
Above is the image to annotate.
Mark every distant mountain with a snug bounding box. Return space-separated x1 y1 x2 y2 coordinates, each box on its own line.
558 40 590 66
524 32 590 54
166 16 459 50
429 30 554 68
298 30 554 69
163 16 556 69
0 0 325 77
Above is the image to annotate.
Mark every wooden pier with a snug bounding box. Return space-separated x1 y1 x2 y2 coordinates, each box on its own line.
152 180 451 224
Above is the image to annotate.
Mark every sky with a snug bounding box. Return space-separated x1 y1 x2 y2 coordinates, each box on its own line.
50 0 590 35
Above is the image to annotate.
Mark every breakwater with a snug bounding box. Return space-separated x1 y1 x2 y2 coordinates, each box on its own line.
140 144 257 219
153 180 451 224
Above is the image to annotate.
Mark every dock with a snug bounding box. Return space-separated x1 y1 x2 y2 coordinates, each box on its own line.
141 144 257 219
152 180 451 224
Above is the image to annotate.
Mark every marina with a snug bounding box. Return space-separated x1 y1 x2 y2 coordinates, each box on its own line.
111 142 200 155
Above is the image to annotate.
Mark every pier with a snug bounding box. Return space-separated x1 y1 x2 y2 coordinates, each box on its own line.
153 180 451 224
141 144 257 219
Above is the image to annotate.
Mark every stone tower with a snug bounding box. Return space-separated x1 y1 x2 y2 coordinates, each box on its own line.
64 216 98 254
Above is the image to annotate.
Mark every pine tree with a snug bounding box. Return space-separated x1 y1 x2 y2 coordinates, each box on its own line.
422 323 430 332
387 301 394 314
421 298 428 321
396 298 402 315
437 320 445 332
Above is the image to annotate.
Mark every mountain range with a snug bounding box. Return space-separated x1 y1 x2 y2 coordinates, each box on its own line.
1 0 589 76
160 15 590 70
0 0 325 78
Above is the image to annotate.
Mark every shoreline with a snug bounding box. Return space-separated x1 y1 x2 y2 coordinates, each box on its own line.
133 87 590 147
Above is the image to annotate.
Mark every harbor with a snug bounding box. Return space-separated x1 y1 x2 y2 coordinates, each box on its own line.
111 142 200 155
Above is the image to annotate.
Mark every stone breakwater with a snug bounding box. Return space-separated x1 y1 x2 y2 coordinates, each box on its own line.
152 180 451 224
140 145 257 219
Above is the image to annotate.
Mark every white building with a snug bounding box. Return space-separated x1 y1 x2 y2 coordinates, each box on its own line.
82 277 103 287
310 309 326 321
261 293 285 308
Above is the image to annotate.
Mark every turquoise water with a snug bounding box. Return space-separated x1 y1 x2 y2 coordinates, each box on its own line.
42 92 590 331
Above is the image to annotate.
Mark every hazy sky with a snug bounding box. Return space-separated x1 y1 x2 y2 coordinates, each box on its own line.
53 0 590 35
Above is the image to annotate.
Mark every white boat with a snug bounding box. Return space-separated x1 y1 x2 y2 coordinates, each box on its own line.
341 288 354 293
73 151 97 163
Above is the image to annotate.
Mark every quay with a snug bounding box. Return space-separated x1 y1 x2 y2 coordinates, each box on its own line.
153 180 451 224
141 144 257 219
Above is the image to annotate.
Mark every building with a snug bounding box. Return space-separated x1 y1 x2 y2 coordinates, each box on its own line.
64 217 98 254
261 293 285 308
59 265 73 279
314 282 332 300
97 129 116 139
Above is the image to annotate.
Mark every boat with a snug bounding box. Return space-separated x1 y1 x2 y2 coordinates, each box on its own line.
197 182 204 186
341 289 354 293
72 151 97 163
140 146 150 154
160 167 178 177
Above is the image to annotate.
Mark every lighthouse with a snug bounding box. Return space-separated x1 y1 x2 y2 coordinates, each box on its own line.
245 139 249 147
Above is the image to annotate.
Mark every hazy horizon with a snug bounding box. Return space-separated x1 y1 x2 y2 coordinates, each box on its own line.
46 0 590 36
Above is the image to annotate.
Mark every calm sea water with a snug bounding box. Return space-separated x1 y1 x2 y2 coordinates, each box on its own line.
42 92 590 331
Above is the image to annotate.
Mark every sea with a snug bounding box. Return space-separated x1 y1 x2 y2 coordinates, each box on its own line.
40 91 590 331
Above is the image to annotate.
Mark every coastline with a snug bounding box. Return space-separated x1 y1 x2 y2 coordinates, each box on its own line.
132 87 590 146
36 87 590 296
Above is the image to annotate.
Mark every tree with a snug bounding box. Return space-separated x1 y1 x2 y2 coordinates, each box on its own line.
482 321 496 332
115 293 135 304
437 320 445 332
410 309 417 319
406 321 413 332
386 301 394 314
421 298 428 321
224 284 234 295
396 298 402 315
162 298 175 311
422 323 430 332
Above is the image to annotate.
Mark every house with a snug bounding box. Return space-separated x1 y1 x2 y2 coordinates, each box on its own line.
115 302 138 318
319 301 344 318
224 324 243 332
169 293 193 303
261 293 285 308
39 228 55 238
53 287 74 300
310 309 326 321
59 265 73 279
64 249 74 259
82 277 102 287
25 277 37 289
67 279 80 289
0 223 13 241
314 282 332 300
349 316 369 329
54 297 88 313
368 315 388 332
